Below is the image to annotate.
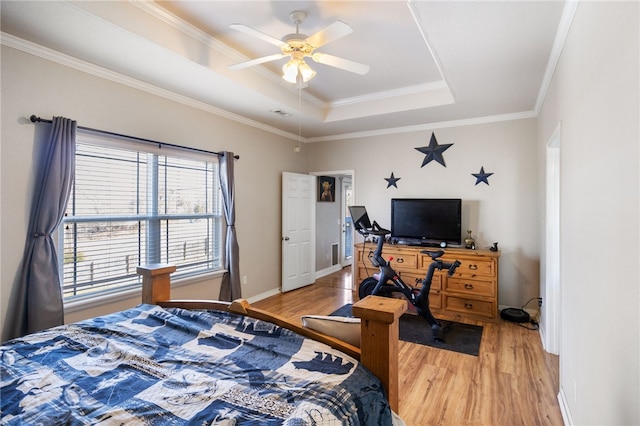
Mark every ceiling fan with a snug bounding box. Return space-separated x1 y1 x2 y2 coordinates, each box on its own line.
228 10 370 84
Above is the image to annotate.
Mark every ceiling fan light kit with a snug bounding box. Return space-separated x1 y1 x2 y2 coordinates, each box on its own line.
282 58 316 83
229 10 369 84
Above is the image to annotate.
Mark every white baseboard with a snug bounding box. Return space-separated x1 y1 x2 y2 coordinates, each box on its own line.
315 264 342 279
246 288 281 304
538 321 548 349
246 264 343 304
558 387 573 425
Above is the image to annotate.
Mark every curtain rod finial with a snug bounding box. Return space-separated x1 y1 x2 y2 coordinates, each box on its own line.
30 115 39 123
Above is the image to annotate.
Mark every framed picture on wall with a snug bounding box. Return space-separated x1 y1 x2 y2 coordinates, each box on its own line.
318 176 335 202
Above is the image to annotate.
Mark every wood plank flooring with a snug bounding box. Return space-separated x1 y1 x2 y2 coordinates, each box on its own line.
252 267 563 426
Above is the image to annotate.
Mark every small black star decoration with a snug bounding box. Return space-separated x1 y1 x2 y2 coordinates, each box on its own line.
472 166 494 185
384 172 401 188
415 132 453 167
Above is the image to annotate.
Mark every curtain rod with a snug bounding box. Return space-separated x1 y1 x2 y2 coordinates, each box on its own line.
29 115 239 160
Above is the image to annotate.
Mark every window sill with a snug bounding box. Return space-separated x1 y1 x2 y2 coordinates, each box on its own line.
64 269 227 314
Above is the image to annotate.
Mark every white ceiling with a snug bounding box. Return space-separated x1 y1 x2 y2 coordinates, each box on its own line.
1 1 570 142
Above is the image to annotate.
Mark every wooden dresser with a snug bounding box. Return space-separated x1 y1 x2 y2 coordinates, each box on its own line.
353 243 500 322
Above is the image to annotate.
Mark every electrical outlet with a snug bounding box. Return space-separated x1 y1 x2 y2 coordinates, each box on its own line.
538 298 543 307
242 275 247 285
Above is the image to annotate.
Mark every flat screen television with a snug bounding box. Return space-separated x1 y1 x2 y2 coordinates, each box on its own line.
390 198 462 246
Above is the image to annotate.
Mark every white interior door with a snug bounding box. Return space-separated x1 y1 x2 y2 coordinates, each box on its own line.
282 172 315 292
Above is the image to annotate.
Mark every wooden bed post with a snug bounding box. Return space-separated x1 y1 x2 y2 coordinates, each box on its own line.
137 264 177 304
352 295 406 413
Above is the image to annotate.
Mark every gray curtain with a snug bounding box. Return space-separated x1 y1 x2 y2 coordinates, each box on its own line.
4 117 76 340
218 151 241 301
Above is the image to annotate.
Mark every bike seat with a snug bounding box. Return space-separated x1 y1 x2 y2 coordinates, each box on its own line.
420 249 445 260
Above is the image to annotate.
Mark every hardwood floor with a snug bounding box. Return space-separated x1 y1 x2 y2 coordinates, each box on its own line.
253 267 563 426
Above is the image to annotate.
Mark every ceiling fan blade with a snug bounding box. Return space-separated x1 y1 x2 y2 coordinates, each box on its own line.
230 24 287 48
305 21 352 48
311 52 370 75
228 53 287 70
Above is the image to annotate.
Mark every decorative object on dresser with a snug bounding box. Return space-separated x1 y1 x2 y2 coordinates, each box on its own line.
464 230 476 249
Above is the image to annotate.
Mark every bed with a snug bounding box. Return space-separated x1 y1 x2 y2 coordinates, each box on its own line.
1 264 406 425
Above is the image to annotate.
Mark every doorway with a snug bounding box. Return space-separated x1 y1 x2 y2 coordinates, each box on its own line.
310 170 355 278
342 177 353 267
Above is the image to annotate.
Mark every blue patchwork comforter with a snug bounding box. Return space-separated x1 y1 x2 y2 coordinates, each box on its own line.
1 304 391 425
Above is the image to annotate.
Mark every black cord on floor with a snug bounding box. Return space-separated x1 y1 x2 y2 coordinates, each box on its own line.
514 297 543 330
502 319 539 331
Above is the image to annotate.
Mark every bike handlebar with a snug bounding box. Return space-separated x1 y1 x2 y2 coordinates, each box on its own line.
448 260 461 276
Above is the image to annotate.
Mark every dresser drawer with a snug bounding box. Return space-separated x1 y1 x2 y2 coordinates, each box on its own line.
398 271 442 291
356 267 373 282
446 277 495 297
359 248 418 270
444 295 495 319
383 250 418 270
403 286 442 314
450 257 496 278
429 291 442 310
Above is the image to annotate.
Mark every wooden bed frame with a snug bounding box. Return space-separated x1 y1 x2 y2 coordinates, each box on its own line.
137 264 406 411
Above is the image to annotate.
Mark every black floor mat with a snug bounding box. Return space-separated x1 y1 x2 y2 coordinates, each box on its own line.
330 304 483 356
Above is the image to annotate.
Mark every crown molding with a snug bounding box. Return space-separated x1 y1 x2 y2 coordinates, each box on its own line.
534 0 580 114
1 32 303 142
308 110 538 143
2 31 538 144
131 0 323 108
330 81 449 108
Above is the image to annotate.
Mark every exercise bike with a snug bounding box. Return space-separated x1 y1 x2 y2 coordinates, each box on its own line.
349 206 461 342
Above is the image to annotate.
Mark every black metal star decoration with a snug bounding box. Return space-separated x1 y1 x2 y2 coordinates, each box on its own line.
415 132 454 168
384 172 401 188
472 166 494 185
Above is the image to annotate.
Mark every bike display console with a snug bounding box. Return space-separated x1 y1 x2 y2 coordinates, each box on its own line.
353 243 500 322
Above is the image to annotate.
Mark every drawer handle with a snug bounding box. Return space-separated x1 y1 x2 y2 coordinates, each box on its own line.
396 258 404 263
468 264 478 270
464 283 474 290
464 303 473 309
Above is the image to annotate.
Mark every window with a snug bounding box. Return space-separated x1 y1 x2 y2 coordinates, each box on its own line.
60 133 223 301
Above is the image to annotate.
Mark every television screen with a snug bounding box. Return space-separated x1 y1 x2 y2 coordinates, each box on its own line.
391 198 462 245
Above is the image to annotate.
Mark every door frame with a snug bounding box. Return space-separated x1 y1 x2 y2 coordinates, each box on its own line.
341 176 353 267
310 170 355 274
543 122 562 355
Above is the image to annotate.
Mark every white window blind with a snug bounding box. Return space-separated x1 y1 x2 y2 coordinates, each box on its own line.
60 136 223 301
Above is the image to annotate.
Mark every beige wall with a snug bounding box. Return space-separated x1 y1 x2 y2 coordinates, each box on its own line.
0 46 306 338
536 1 639 424
306 118 540 309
